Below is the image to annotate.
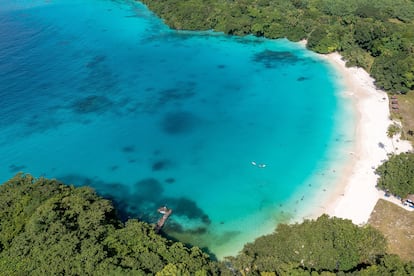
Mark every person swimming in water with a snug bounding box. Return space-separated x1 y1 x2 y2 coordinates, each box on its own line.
251 161 267 168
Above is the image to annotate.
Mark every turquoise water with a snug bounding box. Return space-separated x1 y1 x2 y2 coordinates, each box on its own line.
0 0 353 258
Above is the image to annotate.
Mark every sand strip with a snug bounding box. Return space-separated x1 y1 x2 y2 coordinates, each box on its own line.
320 53 412 224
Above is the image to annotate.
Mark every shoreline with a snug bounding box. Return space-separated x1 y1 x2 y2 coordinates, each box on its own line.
315 52 412 224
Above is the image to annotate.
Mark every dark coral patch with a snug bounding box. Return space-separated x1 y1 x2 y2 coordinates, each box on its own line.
86 55 106 68
235 37 264 45
134 178 164 199
165 223 207 235
8 164 26 173
161 111 199 135
297 76 309 81
79 53 120 96
157 84 196 105
152 159 172 171
253 50 301 68
165 197 211 225
71 95 113 114
122 145 135 153
164 177 175 184
57 174 95 187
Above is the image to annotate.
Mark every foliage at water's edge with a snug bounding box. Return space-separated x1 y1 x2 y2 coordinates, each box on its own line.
1 173 413 275
140 0 414 94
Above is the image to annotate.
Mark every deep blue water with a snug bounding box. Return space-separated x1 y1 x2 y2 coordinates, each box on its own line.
0 0 353 258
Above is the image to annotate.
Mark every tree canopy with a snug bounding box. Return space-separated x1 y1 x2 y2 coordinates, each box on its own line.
140 0 414 94
226 215 388 275
0 173 216 275
376 152 414 198
0 174 413 274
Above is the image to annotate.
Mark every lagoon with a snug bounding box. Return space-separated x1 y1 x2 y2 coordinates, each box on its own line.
0 0 353 258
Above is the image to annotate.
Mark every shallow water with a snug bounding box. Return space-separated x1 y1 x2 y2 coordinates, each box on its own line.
0 0 353 258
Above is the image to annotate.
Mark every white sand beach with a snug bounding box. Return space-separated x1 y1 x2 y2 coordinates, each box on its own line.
320 53 412 224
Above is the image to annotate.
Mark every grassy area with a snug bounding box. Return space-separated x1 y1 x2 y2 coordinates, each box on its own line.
391 93 414 143
368 199 414 262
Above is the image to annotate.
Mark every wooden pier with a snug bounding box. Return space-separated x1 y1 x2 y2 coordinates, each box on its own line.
155 206 172 233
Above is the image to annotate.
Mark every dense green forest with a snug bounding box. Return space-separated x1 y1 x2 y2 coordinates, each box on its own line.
376 152 414 198
0 174 216 275
140 0 414 94
1 174 414 275
227 215 414 275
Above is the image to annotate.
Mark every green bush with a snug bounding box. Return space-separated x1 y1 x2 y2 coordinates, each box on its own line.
376 152 414 198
